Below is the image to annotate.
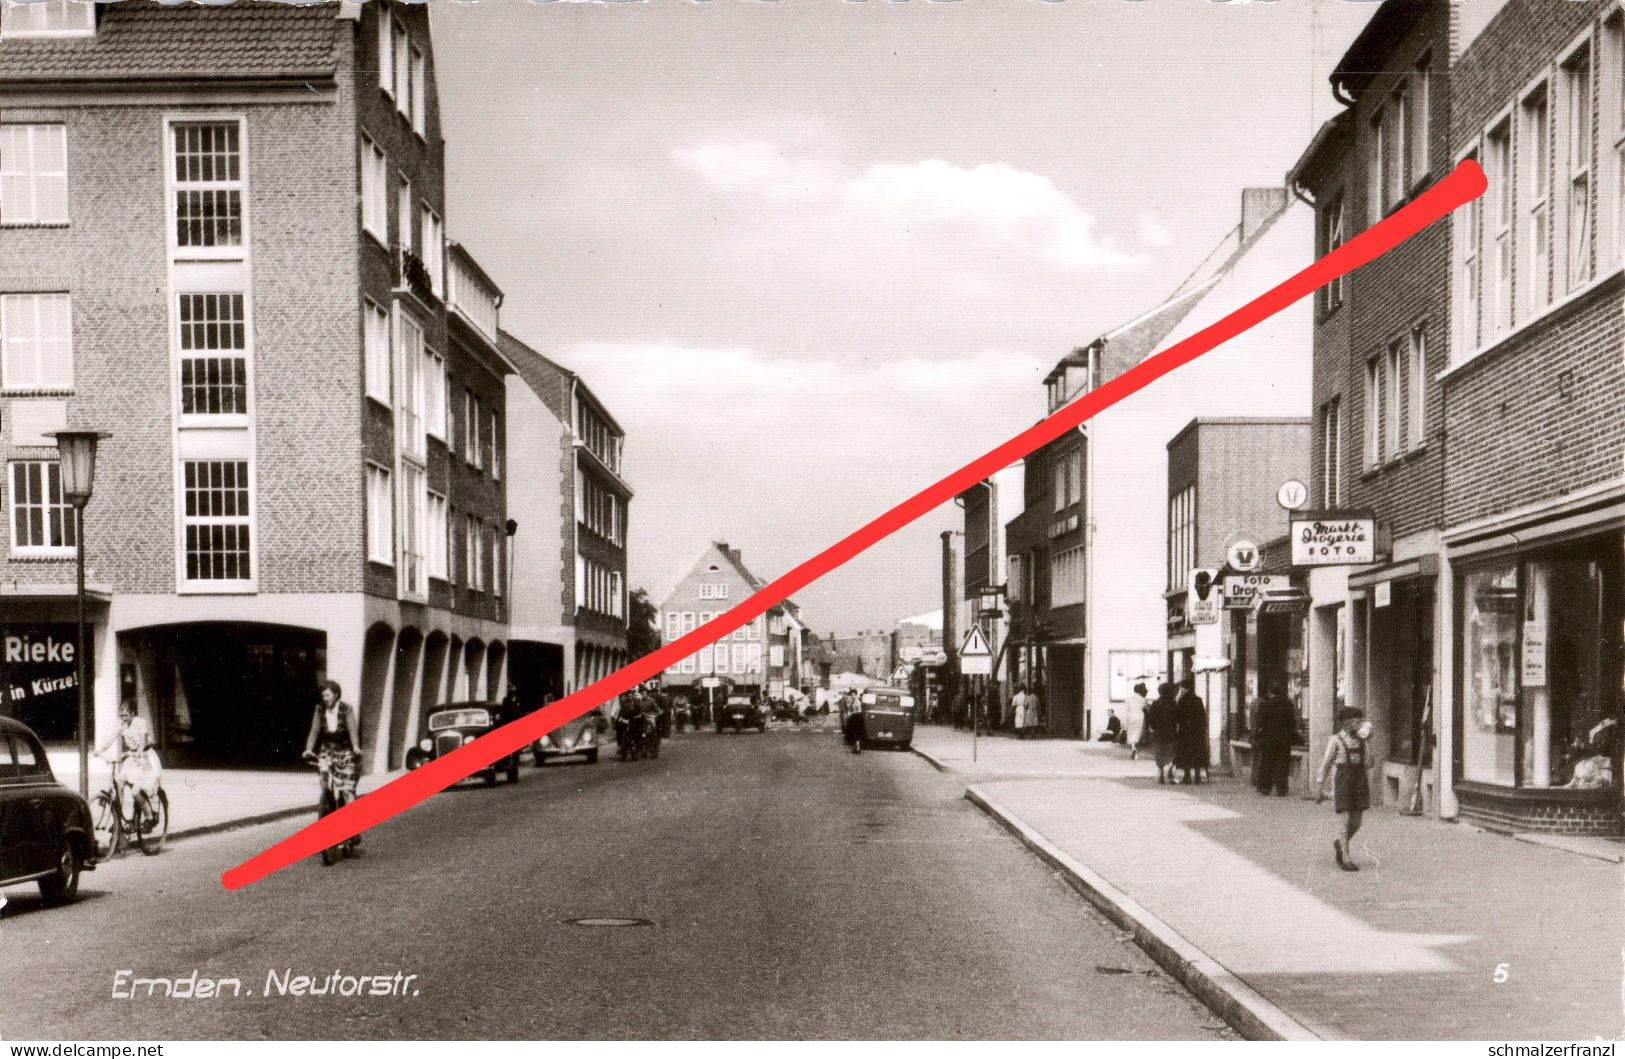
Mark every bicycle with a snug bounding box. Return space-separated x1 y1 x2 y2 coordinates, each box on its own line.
306 754 361 867
92 759 169 858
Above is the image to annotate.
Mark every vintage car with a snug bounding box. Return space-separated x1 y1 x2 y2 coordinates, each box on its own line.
533 710 600 766
716 693 767 733
0 717 96 903
843 688 917 752
405 702 521 786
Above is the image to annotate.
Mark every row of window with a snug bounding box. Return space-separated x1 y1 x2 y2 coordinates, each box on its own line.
1051 545 1085 608
365 461 501 595
578 556 625 619
667 641 764 677
1363 325 1428 471
0 0 93 39
574 396 622 475
1051 447 1083 514
377 5 429 140
576 470 623 545
698 581 730 600
1454 14 1625 361
363 301 501 474
1167 484 1195 591
5 458 252 583
662 611 761 641
360 135 444 298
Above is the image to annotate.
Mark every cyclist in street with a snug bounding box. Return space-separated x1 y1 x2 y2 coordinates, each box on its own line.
302 679 363 854
97 699 161 826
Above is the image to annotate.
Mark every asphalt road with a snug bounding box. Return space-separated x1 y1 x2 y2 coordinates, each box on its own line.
1 722 1229 1040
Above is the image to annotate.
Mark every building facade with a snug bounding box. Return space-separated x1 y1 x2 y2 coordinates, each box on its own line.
500 330 632 711
657 542 799 697
0 0 509 773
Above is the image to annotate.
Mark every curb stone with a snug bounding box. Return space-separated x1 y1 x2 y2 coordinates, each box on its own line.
964 783 1324 1042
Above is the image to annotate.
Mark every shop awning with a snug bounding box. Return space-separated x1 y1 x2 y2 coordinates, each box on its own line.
0 582 113 604
1254 588 1311 615
1348 554 1438 591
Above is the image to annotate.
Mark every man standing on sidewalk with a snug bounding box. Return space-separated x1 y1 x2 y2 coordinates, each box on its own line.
1253 684 1298 796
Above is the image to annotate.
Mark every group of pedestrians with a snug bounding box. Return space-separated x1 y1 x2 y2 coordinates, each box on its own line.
1132 677 1210 785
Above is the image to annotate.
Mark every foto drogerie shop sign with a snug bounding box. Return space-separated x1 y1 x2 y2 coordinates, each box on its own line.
1289 515 1376 566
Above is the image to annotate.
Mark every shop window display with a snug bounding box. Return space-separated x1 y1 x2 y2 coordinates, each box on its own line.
1458 539 1623 791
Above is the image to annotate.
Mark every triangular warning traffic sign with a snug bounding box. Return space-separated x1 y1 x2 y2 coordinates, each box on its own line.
959 625 992 657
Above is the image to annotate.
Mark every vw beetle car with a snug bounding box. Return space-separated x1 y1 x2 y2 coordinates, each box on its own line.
0 717 96 904
533 710 600 766
405 702 521 786
716 693 766 733
844 688 916 752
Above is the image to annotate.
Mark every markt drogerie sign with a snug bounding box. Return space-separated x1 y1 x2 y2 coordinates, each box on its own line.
1289 513 1377 566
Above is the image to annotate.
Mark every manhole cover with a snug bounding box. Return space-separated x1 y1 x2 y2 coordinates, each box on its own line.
565 917 653 928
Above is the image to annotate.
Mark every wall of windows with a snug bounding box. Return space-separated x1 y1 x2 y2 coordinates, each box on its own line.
573 395 622 474
577 470 623 545
1167 484 1195 591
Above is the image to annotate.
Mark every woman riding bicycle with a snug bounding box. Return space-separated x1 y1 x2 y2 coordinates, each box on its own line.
302 680 363 852
97 701 161 824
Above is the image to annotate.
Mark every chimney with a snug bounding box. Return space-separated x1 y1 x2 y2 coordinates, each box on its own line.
1239 187 1288 244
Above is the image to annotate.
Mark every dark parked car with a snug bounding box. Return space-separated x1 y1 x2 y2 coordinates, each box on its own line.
533 709 600 766
405 703 521 786
716 694 766 733
0 717 96 903
843 688 917 752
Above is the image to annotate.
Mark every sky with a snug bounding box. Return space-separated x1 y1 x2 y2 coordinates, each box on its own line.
429 0 1378 638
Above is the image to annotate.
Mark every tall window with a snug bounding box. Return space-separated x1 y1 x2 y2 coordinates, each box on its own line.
177 293 248 416
1364 356 1381 469
426 490 447 581
1410 55 1431 188
8 461 74 555
1522 86 1551 316
393 24 410 115
1458 149 1483 356
1385 339 1402 457
377 4 393 98
424 349 446 439
171 122 243 252
0 124 68 225
489 409 501 479
364 300 390 403
1051 545 1085 607
183 459 252 583
1607 14 1625 269
360 137 387 241
1562 46 1593 293
1167 484 1194 591
410 46 427 138
0 0 95 38
395 312 425 458
1488 121 1513 336
465 390 483 469
1407 326 1426 450
1320 398 1342 508
1369 109 1386 226
0 292 73 391
421 207 443 296
465 514 483 590
399 462 425 597
1320 194 1346 312
1388 87 1408 209
397 179 412 255
367 463 393 565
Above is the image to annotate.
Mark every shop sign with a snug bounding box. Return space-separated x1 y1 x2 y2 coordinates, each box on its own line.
1 624 84 737
1187 568 1221 625
1276 480 1309 511
1374 581 1392 608
1222 573 1289 610
1521 620 1547 687
1290 516 1376 566
1226 539 1261 573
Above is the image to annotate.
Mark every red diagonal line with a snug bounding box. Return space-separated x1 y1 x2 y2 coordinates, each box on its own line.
223 159 1485 891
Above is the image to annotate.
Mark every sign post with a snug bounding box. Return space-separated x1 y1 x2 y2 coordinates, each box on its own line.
959 625 994 762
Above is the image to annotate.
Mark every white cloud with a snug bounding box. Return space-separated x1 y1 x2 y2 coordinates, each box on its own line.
1136 209 1175 247
672 141 1134 272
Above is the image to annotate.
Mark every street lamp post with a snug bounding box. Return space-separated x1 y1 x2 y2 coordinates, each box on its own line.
973 584 1005 764
47 430 110 800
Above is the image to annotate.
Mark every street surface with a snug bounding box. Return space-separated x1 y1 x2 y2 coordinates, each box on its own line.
1 723 1228 1040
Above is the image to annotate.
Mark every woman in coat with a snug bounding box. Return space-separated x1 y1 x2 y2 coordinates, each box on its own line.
1173 678 1208 785
1146 682 1179 784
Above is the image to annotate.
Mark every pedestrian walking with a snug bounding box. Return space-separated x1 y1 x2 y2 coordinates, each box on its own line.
1009 683 1027 738
1316 706 1374 872
1174 677 1208 785
1146 682 1179 783
1252 683 1298 796
1126 682 1150 759
1024 686 1044 739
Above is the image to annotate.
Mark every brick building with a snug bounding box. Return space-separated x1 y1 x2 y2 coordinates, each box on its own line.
0 0 509 773
500 330 631 710
1287 0 1454 812
657 542 802 702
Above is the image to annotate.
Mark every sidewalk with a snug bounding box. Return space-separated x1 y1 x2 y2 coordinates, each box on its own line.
911 726 1624 1041
46 750 401 844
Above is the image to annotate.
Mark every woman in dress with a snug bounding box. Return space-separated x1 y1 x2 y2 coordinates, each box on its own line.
1315 706 1373 872
302 679 364 853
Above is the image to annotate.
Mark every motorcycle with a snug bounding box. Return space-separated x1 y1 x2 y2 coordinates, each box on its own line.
616 710 662 761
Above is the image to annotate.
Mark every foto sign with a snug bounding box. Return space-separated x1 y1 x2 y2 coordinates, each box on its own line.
1222 573 1290 610
1290 516 1375 566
